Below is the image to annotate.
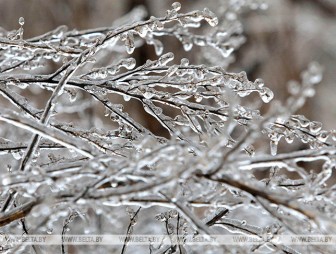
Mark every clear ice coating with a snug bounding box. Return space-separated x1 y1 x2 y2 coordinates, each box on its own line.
0 2 334 254
18 17 25 26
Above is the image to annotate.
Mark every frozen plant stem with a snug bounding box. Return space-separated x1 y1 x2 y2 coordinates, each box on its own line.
18 61 82 172
0 2 335 253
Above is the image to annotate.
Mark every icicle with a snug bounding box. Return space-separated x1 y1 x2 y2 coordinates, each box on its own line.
218 45 234 58
122 32 135 54
123 94 131 101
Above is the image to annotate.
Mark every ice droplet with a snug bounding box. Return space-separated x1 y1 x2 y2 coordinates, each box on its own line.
180 58 189 66
12 150 23 160
317 131 329 142
309 121 322 134
172 2 181 11
2 176 11 186
254 78 264 88
293 115 310 127
195 94 202 102
303 87 315 97
134 25 149 38
203 8 218 27
123 94 131 101
287 80 300 95
331 130 336 141
154 20 164 30
260 87 274 103
307 62 323 84
152 39 163 55
284 132 294 144
182 39 193 51
153 106 163 115
166 65 179 77
123 32 135 54
121 58 136 70
169 209 178 218
143 91 154 99
155 213 167 222
244 145 255 156
219 45 234 58
270 140 278 156
46 228 53 234
19 17 25 26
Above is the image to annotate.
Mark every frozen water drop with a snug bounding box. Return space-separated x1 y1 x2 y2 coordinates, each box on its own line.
98 68 107 79
331 130 336 141
260 87 274 103
317 131 329 142
180 58 189 66
307 62 323 84
303 87 315 97
172 2 181 11
134 25 149 38
284 133 294 144
254 78 264 88
121 58 136 70
126 207 135 216
123 94 131 101
219 45 234 58
294 115 310 127
169 209 178 218
12 150 22 160
150 39 163 55
166 65 179 77
287 80 300 95
154 20 164 30
158 52 174 66
203 8 218 27
153 106 163 115
155 213 167 222
19 17 25 26
244 145 255 156
195 94 202 102
122 32 135 54
143 91 154 99
270 140 278 156
309 121 322 134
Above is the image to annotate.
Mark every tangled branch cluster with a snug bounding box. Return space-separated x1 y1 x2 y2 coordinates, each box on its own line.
0 2 335 253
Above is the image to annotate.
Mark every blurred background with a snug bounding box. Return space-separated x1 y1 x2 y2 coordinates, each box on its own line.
0 0 335 130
